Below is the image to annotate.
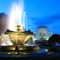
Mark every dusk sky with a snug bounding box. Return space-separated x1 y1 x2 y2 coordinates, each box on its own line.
0 0 60 34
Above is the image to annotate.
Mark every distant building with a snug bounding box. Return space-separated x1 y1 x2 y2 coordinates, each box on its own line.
35 26 53 40
37 26 48 34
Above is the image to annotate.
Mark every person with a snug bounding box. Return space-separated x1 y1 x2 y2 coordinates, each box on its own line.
0 12 13 46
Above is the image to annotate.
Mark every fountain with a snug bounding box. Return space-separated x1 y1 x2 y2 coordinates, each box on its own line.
1 0 39 54
7 24 39 53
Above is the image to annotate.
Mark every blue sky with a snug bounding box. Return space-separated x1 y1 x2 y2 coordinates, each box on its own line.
0 0 60 34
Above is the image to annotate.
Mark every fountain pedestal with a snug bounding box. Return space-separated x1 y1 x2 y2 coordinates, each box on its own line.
4 24 39 54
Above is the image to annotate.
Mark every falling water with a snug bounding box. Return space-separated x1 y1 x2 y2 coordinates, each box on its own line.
8 0 26 31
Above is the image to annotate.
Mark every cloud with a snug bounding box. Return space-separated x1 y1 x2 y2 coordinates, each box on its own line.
31 14 60 26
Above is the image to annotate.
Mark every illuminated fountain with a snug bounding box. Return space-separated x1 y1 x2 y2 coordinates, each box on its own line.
4 0 39 54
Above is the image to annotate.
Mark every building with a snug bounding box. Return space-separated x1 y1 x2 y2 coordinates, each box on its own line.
35 26 53 41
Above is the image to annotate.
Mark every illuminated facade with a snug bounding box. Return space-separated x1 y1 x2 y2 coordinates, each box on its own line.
35 26 53 40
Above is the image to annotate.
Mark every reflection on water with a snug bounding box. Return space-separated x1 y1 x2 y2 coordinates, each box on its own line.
0 47 57 55
37 48 48 53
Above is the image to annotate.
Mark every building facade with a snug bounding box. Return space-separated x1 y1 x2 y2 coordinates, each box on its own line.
35 26 53 40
